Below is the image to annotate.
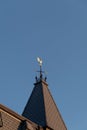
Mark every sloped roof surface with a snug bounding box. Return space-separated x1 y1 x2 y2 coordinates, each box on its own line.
22 81 46 126
22 80 67 130
0 104 38 130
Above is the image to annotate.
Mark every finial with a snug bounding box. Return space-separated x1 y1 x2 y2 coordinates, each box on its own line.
36 57 47 82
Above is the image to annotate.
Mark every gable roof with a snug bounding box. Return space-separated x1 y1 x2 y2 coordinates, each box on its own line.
22 80 67 130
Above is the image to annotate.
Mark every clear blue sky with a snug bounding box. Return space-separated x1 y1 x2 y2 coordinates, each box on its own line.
0 1 87 130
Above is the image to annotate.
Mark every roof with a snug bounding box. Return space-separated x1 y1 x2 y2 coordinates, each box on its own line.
22 80 67 130
0 104 24 121
0 104 38 130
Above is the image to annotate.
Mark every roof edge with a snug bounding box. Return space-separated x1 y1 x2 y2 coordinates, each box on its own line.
0 104 25 121
0 104 39 129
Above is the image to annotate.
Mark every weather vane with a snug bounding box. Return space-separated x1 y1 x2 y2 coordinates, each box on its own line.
36 57 47 82
37 57 43 67
37 57 43 78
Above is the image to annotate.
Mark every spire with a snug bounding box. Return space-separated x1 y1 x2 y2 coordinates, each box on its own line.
22 58 67 130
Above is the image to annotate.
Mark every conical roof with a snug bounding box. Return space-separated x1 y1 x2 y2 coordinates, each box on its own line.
22 79 67 130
